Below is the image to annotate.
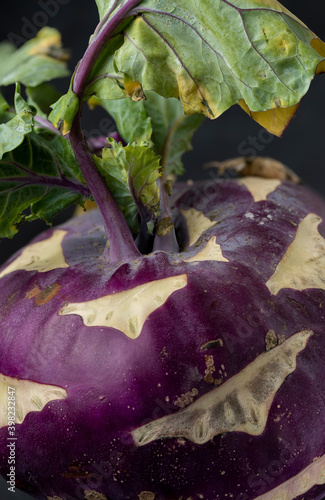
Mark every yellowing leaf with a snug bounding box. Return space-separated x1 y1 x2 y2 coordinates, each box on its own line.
0 28 69 87
49 87 79 136
311 38 325 74
238 99 299 137
89 0 325 136
124 74 145 102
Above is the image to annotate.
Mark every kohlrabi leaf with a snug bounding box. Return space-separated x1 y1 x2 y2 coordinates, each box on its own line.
124 143 161 215
0 92 10 113
0 84 36 160
0 28 69 88
84 35 126 102
100 92 204 175
0 133 90 238
91 0 325 137
94 140 161 233
0 41 15 64
94 0 119 21
142 92 205 176
26 83 62 119
49 87 79 135
99 97 153 146
94 144 139 233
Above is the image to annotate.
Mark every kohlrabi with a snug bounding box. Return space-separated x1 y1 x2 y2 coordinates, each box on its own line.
0 1 325 499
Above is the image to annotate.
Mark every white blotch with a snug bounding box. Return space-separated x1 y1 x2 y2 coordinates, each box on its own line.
180 208 216 246
266 213 325 294
0 373 67 428
183 236 228 263
138 492 155 500
132 330 312 446
0 230 69 279
244 212 255 220
254 453 325 500
84 491 107 500
60 275 188 339
238 176 281 202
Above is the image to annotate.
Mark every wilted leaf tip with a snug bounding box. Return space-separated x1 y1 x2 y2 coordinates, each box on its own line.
27 28 67 59
311 38 325 74
124 74 146 102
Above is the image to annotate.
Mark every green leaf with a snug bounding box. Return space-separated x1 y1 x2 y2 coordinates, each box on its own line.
84 35 126 102
124 143 161 215
0 132 89 238
94 0 120 21
26 83 62 119
94 140 161 233
100 91 204 175
0 41 16 63
0 92 10 114
142 92 204 176
0 84 36 160
91 0 325 137
0 27 69 88
100 97 153 145
49 86 79 135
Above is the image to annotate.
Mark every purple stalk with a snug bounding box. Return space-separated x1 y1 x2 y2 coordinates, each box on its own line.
93 0 120 37
73 0 143 97
1 175 91 196
69 0 143 263
69 113 140 263
34 115 62 136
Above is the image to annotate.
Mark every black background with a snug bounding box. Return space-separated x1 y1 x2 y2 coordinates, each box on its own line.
0 1 325 498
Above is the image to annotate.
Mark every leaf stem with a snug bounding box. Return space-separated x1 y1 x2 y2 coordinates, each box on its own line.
0 175 91 197
73 0 143 97
69 114 140 263
93 0 120 37
69 0 144 263
34 115 62 135
153 178 179 253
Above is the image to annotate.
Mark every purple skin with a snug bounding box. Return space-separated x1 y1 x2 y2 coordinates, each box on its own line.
0 177 325 500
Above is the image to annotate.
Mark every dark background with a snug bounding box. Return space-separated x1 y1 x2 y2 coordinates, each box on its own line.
0 1 324 498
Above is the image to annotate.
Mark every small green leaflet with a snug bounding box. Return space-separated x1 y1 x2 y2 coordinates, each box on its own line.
0 28 69 88
94 140 161 233
89 0 325 137
0 132 90 238
49 86 79 135
0 84 36 160
100 92 204 176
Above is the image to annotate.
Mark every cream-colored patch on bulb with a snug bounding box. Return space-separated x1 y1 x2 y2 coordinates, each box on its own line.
180 208 216 246
0 373 67 429
254 453 325 500
266 214 325 294
138 492 155 500
0 230 69 279
238 176 281 202
132 330 312 446
84 491 107 500
60 275 188 339
183 236 228 263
